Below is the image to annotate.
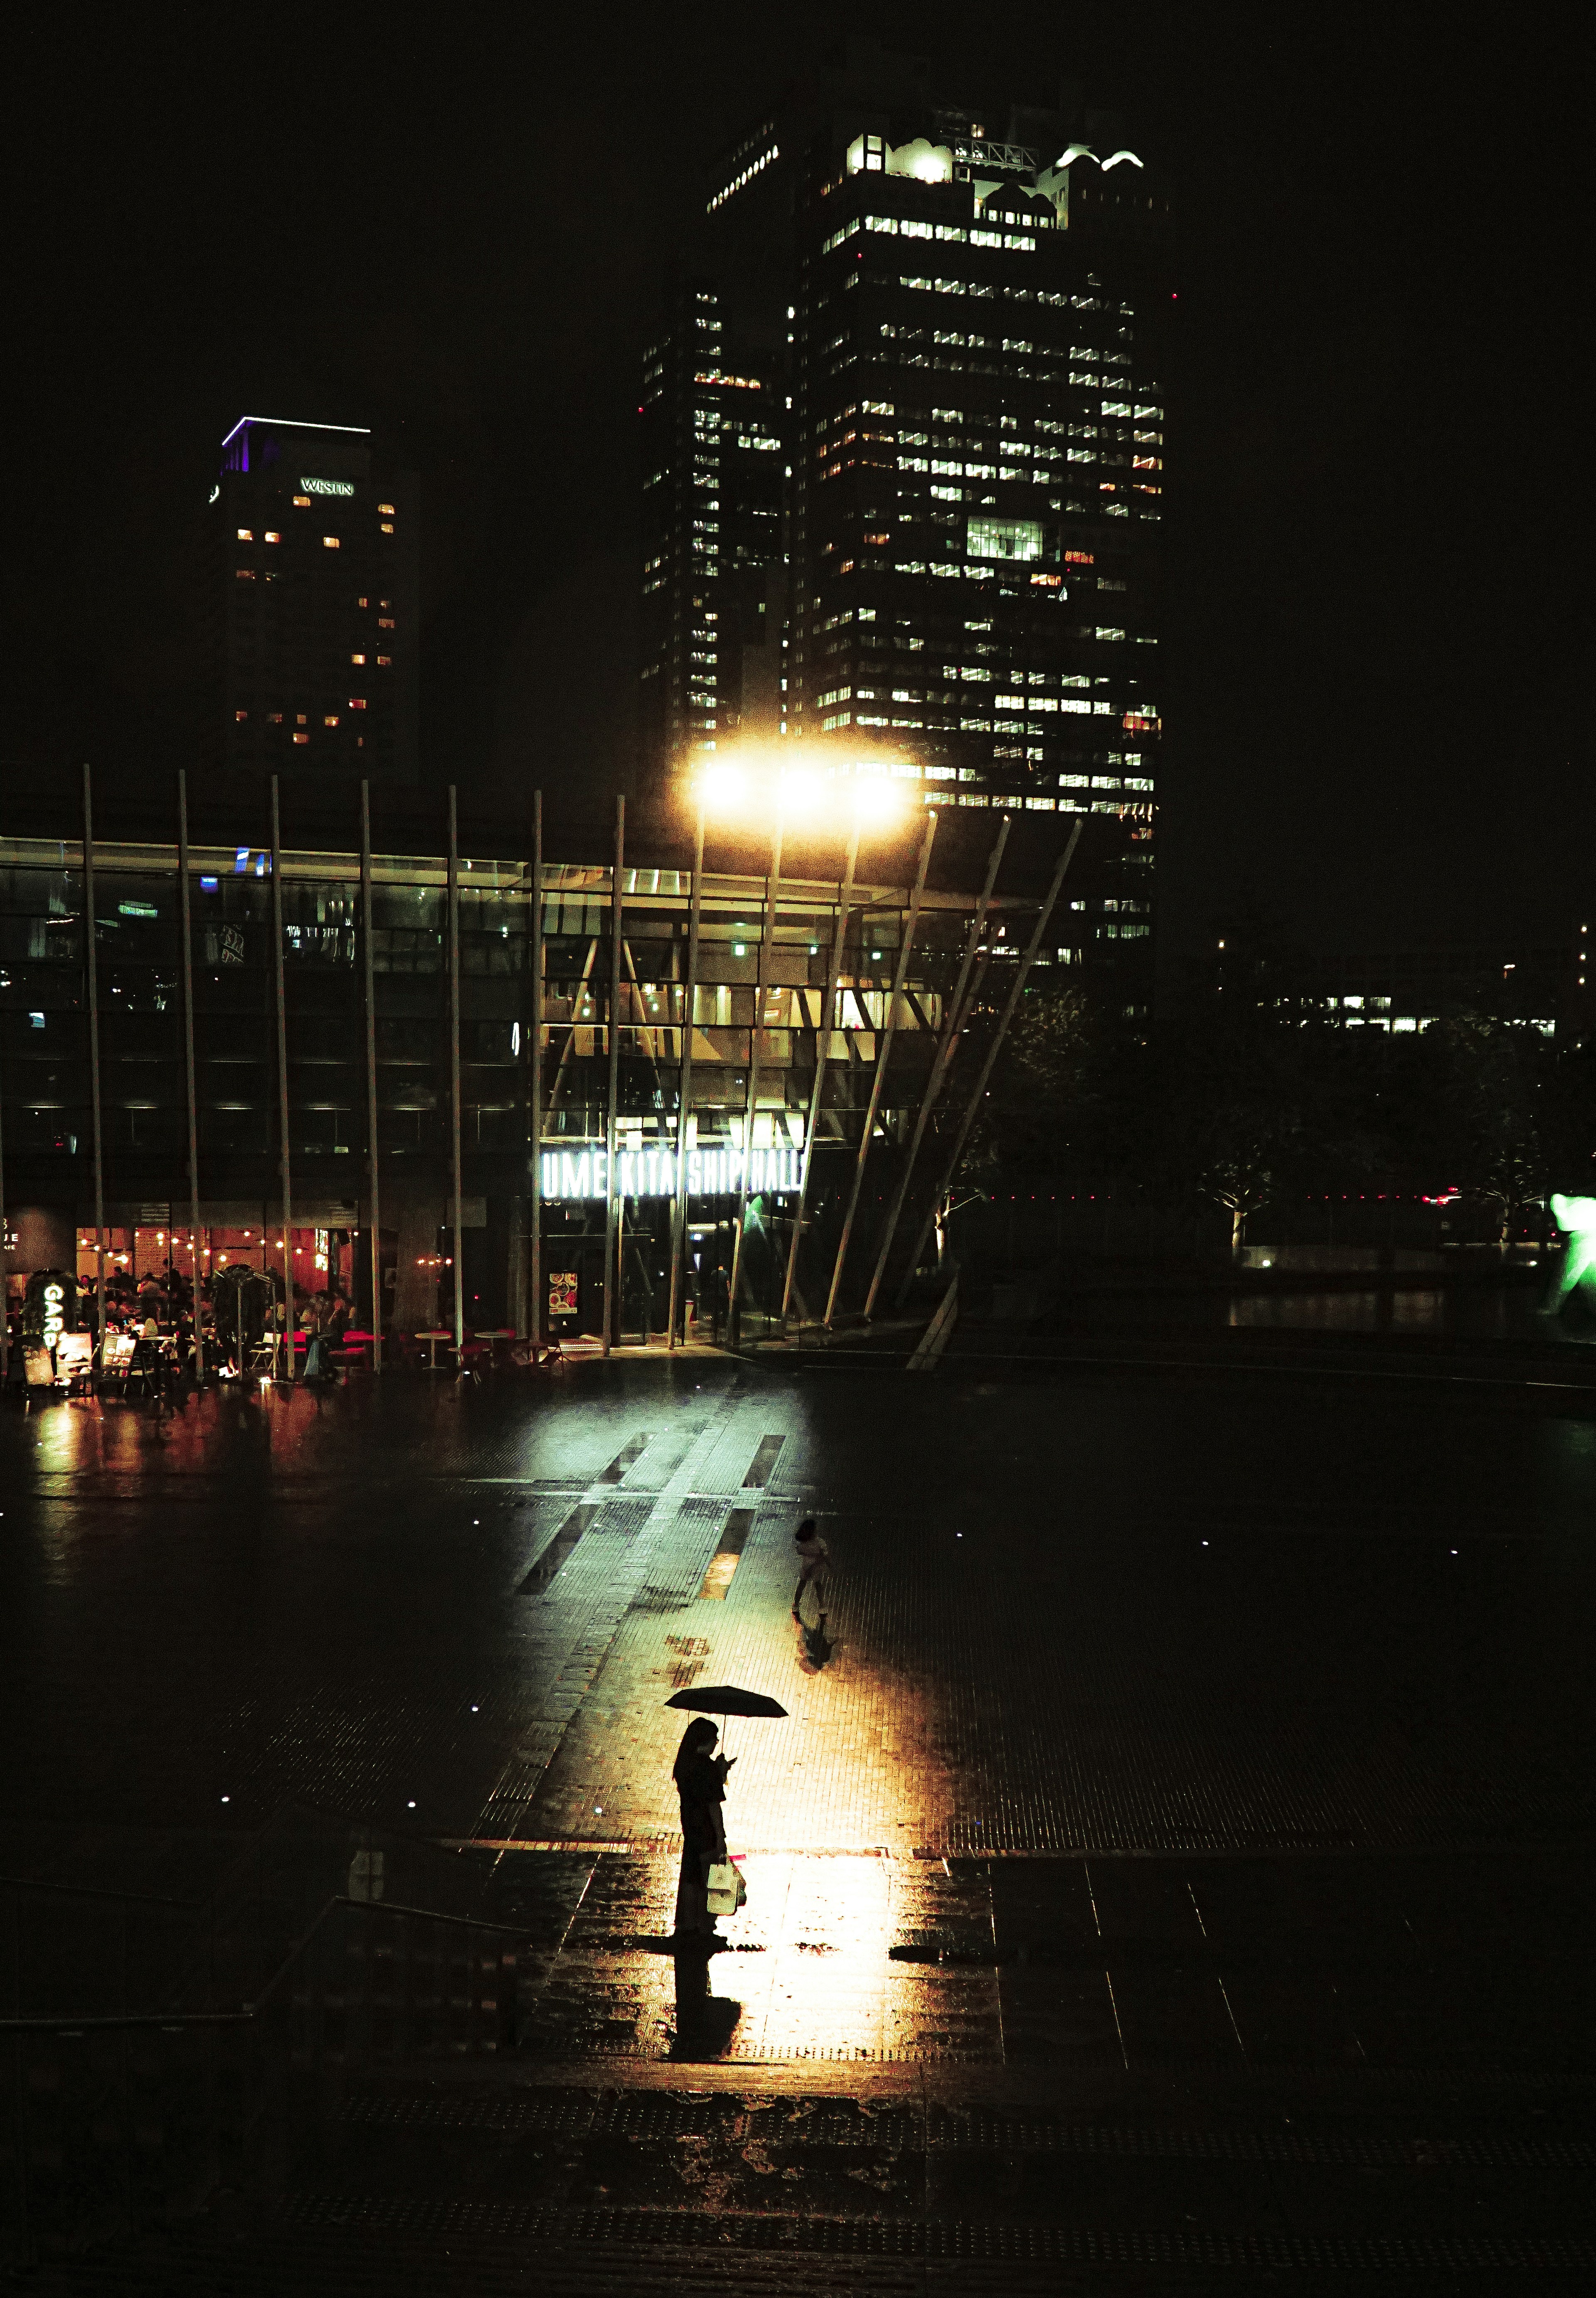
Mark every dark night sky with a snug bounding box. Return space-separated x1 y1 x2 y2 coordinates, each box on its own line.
7 4 1582 964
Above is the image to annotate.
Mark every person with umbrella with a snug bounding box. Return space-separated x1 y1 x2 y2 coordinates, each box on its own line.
666 1686 788 1946
671 1717 733 1944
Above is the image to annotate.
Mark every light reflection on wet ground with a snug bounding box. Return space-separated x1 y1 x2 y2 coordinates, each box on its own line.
7 1350 1596 1867
520 1848 1000 2064
13 1342 1596 2272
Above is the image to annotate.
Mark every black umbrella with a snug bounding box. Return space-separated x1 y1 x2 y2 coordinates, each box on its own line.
666 1684 788 1767
666 1687 788 1718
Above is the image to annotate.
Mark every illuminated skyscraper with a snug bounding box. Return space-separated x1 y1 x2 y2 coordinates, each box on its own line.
640 47 1169 984
638 281 787 777
201 416 419 782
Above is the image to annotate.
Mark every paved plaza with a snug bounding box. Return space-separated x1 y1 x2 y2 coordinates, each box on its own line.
5 1341 1596 2286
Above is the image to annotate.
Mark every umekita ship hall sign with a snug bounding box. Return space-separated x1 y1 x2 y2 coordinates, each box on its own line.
539 1143 805 1201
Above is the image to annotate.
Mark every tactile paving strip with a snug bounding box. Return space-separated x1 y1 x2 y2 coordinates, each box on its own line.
281 2193 1596 2273
340 2091 1596 2170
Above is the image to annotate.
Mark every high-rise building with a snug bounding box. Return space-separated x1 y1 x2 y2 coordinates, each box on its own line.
639 45 1168 984
201 416 419 782
638 281 788 775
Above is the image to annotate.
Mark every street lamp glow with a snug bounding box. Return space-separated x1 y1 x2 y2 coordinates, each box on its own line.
692 747 915 829
697 761 750 812
777 767 825 817
850 774 904 824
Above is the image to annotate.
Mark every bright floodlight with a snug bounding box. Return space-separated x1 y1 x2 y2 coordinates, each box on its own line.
851 775 903 823
778 767 824 816
697 761 749 813
693 747 913 831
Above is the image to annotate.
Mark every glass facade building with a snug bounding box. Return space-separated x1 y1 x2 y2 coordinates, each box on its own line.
1 800 1092 1343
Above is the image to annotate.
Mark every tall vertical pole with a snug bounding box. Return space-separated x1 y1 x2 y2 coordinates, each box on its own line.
667 800 706 1351
82 765 107 1362
823 808 938 1329
899 819 1083 1296
780 821 860 1328
447 787 466 1362
727 820 783 1347
0 939 8 1387
269 777 293 1376
603 796 624 1356
177 772 204 1383
360 782 383 1372
864 814 1010 1318
527 789 544 1348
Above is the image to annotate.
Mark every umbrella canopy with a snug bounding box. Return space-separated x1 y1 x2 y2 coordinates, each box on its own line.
666 1686 788 1719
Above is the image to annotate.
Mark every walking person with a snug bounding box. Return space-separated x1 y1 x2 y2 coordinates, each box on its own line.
672 1717 733 1944
792 1518 829 1622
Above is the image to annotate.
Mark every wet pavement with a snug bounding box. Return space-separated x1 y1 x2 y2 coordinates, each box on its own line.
5 1349 1596 1857
6 1346 1596 2285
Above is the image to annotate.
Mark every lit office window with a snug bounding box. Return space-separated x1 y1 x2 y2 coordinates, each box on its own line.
378 502 395 514
323 536 341 549
351 653 366 664
293 732 310 745
264 530 281 543
236 528 253 540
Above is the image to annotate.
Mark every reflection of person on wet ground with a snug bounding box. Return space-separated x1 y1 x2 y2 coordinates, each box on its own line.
670 1940 741 2059
671 1717 733 1944
792 1518 829 1620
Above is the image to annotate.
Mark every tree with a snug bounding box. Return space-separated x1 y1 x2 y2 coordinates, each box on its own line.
1399 1012 1549 1245
1196 1124 1280 1252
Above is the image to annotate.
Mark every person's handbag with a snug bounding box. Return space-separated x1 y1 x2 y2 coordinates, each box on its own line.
705 1860 746 1915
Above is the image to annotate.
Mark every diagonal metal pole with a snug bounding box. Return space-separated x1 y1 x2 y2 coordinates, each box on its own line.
823 807 938 1329
780 819 860 1328
527 789 543 1348
863 813 1011 1319
82 764 107 1367
603 796 624 1356
727 817 784 1348
545 936 599 1118
886 946 991 1313
360 782 383 1371
177 772 204 1383
899 819 1083 1297
667 799 706 1352
270 777 293 1377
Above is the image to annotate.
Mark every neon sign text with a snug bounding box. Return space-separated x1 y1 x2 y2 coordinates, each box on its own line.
540 1144 804 1200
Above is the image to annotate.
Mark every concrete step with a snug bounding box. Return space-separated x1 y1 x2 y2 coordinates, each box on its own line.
17 2192 1596 2295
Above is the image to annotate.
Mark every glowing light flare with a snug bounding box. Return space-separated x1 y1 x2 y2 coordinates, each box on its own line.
697 760 751 814
775 767 824 818
691 749 914 829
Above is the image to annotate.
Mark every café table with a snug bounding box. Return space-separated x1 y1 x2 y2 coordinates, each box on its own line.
416 1329 454 1371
